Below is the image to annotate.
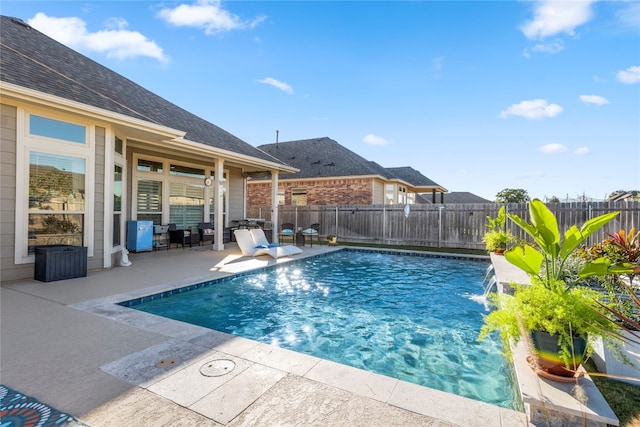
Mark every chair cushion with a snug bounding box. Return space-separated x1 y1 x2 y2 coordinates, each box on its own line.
302 228 318 235
281 229 293 235
255 244 280 249
203 229 214 235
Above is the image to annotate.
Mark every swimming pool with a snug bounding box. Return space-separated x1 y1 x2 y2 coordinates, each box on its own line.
121 249 521 410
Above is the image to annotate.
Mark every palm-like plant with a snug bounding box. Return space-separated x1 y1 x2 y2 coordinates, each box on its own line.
479 199 625 373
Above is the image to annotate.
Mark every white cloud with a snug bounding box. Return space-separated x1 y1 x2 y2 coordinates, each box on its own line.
363 134 390 146
617 65 640 84
258 77 294 94
616 2 640 29
531 39 565 54
498 99 563 119
157 0 266 35
539 143 568 154
579 95 610 105
28 13 167 62
574 147 590 155
521 0 596 40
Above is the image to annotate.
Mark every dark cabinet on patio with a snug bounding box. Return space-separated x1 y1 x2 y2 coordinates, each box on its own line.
34 245 88 282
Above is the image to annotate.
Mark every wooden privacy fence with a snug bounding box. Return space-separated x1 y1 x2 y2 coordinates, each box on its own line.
248 202 640 251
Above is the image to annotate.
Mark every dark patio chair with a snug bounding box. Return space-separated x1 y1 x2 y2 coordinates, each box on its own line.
302 223 321 247
168 223 192 249
279 223 295 244
153 224 170 251
198 222 214 245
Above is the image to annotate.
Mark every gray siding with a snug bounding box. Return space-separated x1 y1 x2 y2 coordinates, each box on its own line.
92 126 105 270
227 167 245 223
0 104 29 281
373 180 384 205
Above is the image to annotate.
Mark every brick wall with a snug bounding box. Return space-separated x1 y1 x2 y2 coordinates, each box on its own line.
248 178 374 206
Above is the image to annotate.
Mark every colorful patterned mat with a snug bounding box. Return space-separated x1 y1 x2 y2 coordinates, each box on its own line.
0 385 88 426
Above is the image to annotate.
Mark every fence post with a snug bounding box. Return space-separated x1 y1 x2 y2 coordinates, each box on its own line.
383 205 386 242
438 206 445 248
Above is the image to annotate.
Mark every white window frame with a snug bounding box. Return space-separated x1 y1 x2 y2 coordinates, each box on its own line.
131 153 228 226
15 107 95 264
103 132 126 267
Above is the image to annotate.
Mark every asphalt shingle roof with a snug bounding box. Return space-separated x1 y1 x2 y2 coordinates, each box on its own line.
258 137 443 189
385 166 441 187
418 191 492 204
258 137 388 179
0 15 283 165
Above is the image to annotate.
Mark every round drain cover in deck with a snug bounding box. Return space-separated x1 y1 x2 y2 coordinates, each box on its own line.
155 357 179 368
200 359 236 377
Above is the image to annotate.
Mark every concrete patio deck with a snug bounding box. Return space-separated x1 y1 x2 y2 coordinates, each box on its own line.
1 244 529 426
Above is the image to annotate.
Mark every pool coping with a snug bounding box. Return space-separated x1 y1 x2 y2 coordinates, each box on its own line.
69 248 529 426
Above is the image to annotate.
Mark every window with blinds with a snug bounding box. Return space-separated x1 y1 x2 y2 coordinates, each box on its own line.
137 180 162 224
169 182 204 229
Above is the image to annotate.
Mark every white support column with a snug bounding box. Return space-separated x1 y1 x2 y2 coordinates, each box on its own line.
213 158 225 251
271 170 279 243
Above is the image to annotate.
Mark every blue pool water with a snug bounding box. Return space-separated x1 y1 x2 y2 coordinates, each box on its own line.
123 250 521 410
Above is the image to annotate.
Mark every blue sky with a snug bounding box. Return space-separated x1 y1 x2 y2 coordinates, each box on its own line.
3 0 639 201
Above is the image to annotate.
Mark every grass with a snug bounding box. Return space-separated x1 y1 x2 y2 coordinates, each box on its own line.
583 358 640 427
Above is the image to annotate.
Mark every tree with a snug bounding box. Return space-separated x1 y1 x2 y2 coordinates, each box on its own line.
495 188 530 203
548 196 560 203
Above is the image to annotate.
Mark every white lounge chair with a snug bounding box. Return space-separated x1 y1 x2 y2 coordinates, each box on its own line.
234 229 302 259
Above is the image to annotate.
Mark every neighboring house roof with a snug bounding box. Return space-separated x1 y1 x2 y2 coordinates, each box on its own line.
0 15 287 168
256 137 445 190
257 137 388 179
418 192 492 204
385 166 442 188
607 191 639 203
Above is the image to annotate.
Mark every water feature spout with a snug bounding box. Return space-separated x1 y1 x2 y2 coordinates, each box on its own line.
483 275 497 297
483 264 495 282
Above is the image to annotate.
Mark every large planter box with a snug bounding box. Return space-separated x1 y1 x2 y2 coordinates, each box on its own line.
592 332 640 385
34 245 88 282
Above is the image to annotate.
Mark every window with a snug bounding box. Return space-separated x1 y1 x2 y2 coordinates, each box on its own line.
137 180 162 224
113 165 123 246
27 152 85 253
29 115 86 144
114 136 123 155
170 164 204 178
398 186 407 205
292 188 307 206
170 182 204 229
137 158 163 173
385 184 395 205
277 190 285 205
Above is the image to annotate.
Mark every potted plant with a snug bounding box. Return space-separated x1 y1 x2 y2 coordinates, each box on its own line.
327 234 337 246
482 206 514 254
479 199 623 379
